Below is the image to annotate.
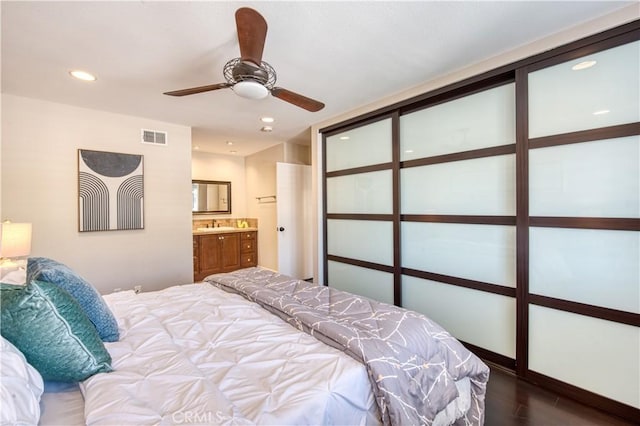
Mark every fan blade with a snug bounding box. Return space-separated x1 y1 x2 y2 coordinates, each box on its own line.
235 7 267 66
163 83 231 97
271 87 325 112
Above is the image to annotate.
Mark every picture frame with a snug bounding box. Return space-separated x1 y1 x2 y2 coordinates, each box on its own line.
78 149 144 232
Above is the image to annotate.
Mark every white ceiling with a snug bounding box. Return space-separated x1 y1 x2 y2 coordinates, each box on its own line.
1 1 634 156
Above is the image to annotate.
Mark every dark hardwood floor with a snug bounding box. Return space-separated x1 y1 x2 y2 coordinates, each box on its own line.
484 362 635 426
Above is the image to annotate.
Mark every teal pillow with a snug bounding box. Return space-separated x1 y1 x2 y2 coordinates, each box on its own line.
26 257 119 342
0 280 113 382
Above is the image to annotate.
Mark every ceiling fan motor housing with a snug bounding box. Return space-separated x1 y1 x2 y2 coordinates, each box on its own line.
224 58 276 88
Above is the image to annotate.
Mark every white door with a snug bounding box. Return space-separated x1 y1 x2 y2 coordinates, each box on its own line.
276 162 312 279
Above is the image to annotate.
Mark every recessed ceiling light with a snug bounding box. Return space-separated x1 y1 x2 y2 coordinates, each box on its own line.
571 60 597 71
404 149 414 153
230 150 237 154
226 141 234 146
261 126 273 132
69 70 97 81
193 146 200 150
593 109 610 115
339 136 350 140
260 117 274 123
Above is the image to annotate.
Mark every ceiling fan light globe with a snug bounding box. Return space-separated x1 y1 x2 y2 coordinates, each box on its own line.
233 81 269 100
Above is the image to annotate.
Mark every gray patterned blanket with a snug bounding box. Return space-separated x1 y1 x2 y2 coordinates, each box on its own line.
205 267 489 425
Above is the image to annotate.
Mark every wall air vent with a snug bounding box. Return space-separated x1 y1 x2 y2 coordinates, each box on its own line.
141 129 168 146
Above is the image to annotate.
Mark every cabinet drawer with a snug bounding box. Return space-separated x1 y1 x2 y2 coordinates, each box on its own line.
241 240 255 253
241 231 256 241
241 253 257 267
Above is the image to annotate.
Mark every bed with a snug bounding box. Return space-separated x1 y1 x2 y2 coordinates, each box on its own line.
1 261 489 425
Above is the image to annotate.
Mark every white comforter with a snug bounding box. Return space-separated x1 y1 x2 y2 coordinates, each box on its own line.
80 284 378 425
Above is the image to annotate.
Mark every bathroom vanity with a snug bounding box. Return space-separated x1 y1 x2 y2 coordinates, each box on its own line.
193 229 257 281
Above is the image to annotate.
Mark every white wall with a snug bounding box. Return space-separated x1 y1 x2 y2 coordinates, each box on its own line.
1 94 193 294
310 5 640 284
284 142 311 165
191 151 246 218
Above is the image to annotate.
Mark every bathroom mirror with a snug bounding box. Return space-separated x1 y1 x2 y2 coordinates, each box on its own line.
192 180 231 214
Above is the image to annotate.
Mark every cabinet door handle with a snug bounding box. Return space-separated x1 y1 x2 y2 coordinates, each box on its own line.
219 236 224 240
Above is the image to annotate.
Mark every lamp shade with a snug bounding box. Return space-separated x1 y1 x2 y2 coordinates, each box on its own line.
0 222 32 258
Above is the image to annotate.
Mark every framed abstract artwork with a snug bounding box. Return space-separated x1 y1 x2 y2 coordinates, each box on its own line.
78 149 144 232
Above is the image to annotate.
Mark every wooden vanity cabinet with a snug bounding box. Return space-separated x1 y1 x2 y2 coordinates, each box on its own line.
193 231 257 281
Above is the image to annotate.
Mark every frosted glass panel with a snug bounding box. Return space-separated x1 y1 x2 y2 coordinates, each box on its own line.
530 136 640 218
529 306 639 408
326 170 392 214
401 155 515 215
400 83 515 161
402 222 516 286
326 118 392 172
529 41 640 138
327 219 393 266
530 228 640 313
328 261 394 304
403 276 516 357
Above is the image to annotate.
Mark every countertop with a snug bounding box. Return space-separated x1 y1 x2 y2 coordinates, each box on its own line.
192 227 258 235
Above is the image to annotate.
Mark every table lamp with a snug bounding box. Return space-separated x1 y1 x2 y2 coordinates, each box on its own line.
0 222 32 279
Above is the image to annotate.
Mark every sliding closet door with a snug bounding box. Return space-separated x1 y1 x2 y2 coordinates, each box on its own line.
527 39 639 410
324 117 395 304
400 83 517 360
320 21 640 422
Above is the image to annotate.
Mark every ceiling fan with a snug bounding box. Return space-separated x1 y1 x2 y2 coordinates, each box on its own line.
163 7 325 112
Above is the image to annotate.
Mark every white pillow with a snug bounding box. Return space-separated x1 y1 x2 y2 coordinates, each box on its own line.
0 335 44 425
